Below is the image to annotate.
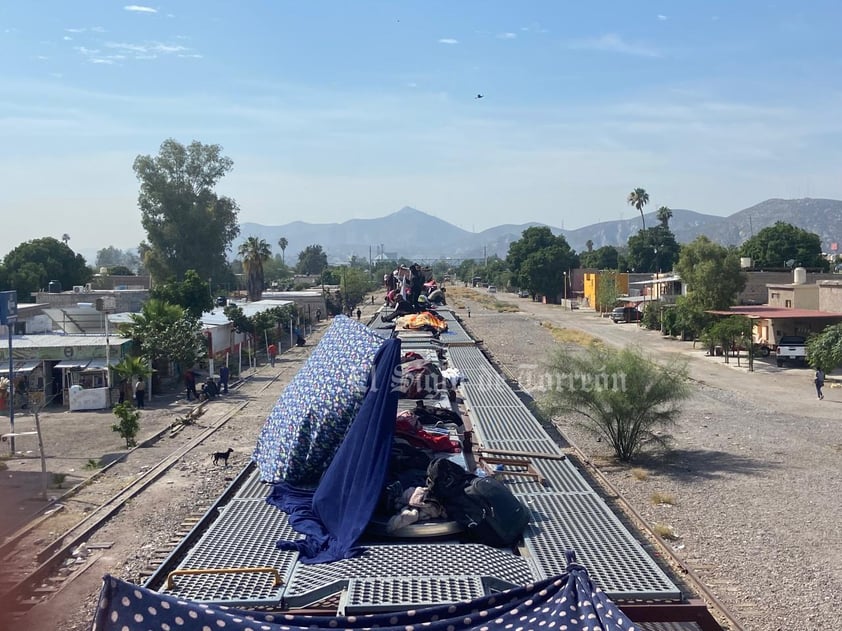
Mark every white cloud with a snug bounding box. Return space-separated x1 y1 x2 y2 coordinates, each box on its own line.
124 5 157 13
497 32 517 40
102 41 195 59
63 36 72 41
65 28 86 33
438 38 459 45
91 26 106 33
567 33 660 58
657 14 668 21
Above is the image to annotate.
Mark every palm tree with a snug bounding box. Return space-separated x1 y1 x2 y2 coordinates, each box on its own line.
627 188 649 231
656 206 673 229
61 233 71 246
585 239 594 252
277 237 288 265
239 237 272 302
112 356 153 405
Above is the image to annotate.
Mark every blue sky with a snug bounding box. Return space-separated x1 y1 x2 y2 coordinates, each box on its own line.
2 1 842 259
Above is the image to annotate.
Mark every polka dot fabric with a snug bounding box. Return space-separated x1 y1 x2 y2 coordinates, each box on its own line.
93 564 638 631
252 315 387 485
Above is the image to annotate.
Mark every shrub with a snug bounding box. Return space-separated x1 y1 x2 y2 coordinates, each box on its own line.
112 402 141 448
540 344 690 461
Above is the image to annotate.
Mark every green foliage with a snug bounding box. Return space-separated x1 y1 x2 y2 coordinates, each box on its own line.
594 272 620 312
507 226 576 301
702 316 753 362
540 344 690 461
337 266 374 311
95 246 141 273
83 458 102 470
277 237 289 265
2 237 90 303
238 236 272 301
641 300 661 330
150 270 213 318
296 244 328 275
656 206 673 228
675 236 746 310
223 304 254 334
626 226 680 273
133 138 240 284
672 297 709 341
122 299 205 367
627 187 650 231
112 402 141 448
741 221 827 270
806 323 842 372
580 245 619 270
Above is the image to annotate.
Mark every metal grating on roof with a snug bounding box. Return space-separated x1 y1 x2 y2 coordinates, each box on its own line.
343 576 485 613
488 456 593 494
521 493 680 600
283 543 535 608
234 469 275 499
158 499 300 605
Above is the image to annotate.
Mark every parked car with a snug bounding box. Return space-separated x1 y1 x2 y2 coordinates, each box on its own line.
487 285 497 293
518 289 530 298
610 306 641 323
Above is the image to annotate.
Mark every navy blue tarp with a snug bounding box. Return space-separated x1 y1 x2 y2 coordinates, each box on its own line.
267 338 402 563
93 553 638 630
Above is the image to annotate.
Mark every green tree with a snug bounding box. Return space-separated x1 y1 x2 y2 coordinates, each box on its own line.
675 236 746 310
656 206 673 228
238 236 272 302
112 356 153 404
122 299 205 368
112 402 141 448
296 244 328 276
594 272 620 312
2 237 90 302
277 237 288 265
580 245 619 270
507 226 576 301
149 269 213 318
337 266 375 311
702 316 753 364
133 139 240 284
806 323 842 372
740 221 826 269
540 344 690 461
627 187 650 231
626 226 680 273
95 246 141 272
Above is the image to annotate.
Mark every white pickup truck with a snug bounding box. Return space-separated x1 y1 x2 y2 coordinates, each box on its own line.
775 335 807 367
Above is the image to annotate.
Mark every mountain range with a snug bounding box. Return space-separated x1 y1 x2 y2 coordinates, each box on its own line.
235 198 842 264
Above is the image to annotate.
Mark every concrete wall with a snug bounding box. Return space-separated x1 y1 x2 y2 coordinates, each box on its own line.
33 289 149 313
818 281 842 313
767 284 819 310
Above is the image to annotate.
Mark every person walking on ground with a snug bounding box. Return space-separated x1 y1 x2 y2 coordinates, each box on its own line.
134 377 146 408
184 370 198 401
268 343 278 367
356 308 362 320
219 365 230 394
815 368 825 399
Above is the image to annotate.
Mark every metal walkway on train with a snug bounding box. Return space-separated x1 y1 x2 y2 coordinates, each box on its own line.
143 307 724 630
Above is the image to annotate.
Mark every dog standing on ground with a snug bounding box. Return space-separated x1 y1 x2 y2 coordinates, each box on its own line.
212 448 234 466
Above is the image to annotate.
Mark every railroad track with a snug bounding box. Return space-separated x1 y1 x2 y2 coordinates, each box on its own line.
0 395 252 625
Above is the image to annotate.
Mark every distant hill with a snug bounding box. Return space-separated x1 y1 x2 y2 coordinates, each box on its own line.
234 198 842 263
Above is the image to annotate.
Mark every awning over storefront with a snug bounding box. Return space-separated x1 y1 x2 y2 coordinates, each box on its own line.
54 359 91 370
0 359 44 374
82 358 117 372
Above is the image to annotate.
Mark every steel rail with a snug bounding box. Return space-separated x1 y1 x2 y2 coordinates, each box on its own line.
0 397 250 618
